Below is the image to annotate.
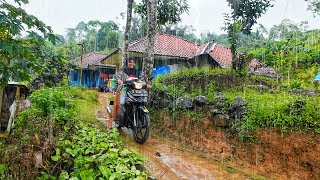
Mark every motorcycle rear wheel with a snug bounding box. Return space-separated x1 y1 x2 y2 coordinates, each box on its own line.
132 108 150 144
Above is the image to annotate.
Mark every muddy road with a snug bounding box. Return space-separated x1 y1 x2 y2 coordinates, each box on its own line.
96 92 261 180
121 131 255 180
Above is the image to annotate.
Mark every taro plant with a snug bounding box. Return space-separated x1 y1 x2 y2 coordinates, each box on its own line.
42 123 148 179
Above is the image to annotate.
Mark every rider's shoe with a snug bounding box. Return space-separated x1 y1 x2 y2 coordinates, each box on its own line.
114 118 122 129
114 123 120 129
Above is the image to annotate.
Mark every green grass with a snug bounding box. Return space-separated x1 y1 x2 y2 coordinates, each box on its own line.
224 89 320 134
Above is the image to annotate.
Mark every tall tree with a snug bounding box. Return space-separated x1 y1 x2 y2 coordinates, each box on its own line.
134 0 189 87
63 20 120 58
122 0 134 68
122 0 189 88
305 0 320 16
143 0 157 88
134 0 189 26
224 0 273 71
0 0 56 88
129 15 147 41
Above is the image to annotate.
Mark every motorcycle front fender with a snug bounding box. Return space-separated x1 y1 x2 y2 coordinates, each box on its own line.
139 106 149 113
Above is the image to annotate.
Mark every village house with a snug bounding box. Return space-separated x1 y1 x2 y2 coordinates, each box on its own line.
99 33 280 78
70 52 116 87
103 34 201 74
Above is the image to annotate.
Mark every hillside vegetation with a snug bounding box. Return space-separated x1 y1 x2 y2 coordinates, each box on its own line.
152 67 320 135
0 86 148 179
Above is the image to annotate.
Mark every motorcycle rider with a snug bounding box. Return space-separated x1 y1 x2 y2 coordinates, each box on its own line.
112 57 139 128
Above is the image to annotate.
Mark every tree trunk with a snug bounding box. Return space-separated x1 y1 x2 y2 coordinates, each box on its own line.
143 0 157 87
229 21 240 71
122 0 134 68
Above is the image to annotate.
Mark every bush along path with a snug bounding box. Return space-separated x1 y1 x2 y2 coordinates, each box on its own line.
41 123 148 180
0 86 149 180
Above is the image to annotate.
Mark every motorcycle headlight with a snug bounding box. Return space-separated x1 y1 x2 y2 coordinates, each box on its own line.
133 82 143 89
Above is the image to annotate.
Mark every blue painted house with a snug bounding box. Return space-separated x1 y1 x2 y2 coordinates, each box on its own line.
70 52 116 87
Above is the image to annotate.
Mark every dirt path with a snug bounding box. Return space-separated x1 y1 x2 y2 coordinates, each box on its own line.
120 132 258 180
95 92 260 180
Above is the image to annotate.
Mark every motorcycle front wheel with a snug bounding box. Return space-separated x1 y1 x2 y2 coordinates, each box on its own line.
132 108 150 144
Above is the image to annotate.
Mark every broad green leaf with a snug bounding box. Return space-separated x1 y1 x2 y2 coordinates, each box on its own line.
58 171 69 180
85 147 95 155
79 169 95 180
84 156 94 162
69 177 79 180
120 149 130 157
109 148 119 153
55 148 61 156
98 165 111 178
109 173 117 180
66 148 77 157
51 155 61 162
99 142 109 149
135 170 141 176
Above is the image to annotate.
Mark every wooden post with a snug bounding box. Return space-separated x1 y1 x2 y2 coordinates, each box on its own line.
80 55 83 86
78 43 85 86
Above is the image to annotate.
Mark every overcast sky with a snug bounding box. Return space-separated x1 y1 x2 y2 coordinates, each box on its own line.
21 0 320 36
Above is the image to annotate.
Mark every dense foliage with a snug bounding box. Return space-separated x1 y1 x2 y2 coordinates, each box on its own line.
306 0 320 16
133 0 189 26
0 0 58 88
65 20 121 54
0 86 148 179
41 124 147 180
224 90 320 134
224 0 274 70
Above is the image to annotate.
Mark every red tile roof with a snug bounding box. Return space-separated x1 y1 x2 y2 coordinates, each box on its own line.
75 52 108 68
129 33 201 58
208 44 232 68
194 43 208 56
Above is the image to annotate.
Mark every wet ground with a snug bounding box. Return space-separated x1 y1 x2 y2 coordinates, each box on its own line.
121 132 255 180
96 92 256 180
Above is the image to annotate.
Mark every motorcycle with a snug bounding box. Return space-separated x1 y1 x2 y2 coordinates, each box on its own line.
107 77 150 144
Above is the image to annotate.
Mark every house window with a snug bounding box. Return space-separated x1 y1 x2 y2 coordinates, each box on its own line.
73 70 78 81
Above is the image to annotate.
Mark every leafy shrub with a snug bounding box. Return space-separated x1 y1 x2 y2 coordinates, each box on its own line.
225 90 320 134
26 86 80 124
40 123 148 179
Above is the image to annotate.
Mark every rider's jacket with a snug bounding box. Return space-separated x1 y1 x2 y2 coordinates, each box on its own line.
116 67 139 83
